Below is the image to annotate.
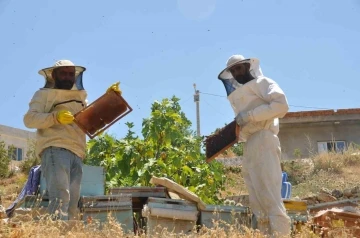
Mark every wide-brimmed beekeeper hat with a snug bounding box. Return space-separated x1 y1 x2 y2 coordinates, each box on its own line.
38 60 86 89
218 55 259 80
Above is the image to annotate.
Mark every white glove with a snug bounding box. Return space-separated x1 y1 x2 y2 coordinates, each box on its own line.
235 111 250 126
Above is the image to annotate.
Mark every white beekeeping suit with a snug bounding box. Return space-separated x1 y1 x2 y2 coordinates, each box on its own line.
218 55 291 237
24 60 88 159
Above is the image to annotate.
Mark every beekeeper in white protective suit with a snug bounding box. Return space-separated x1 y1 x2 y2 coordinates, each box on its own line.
24 60 121 220
218 55 291 237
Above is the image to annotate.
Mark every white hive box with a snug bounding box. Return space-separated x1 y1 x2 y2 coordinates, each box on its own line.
142 197 199 236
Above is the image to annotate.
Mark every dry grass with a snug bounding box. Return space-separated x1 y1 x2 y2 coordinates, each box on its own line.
0 173 27 208
283 148 360 198
0 214 319 238
2 149 360 237
219 147 360 198
219 167 247 198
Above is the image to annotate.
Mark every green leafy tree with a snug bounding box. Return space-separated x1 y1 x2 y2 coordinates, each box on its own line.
231 143 244 156
0 141 10 178
20 139 41 173
85 96 226 204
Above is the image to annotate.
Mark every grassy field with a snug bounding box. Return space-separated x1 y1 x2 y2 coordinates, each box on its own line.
1 148 360 237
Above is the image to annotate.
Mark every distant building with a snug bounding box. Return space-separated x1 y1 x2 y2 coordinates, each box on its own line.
279 108 360 159
0 124 36 161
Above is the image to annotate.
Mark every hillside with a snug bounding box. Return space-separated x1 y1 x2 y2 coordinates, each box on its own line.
1 149 360 237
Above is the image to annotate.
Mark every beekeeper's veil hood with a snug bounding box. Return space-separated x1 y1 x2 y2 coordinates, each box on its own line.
38 60 86 90
218 55 263 96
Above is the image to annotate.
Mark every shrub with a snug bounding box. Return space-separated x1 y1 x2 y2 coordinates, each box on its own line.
20 139 40 174
0 141 10 178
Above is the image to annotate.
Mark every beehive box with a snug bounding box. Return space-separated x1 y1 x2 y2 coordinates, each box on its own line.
199 205 251 231
109 187 168 212
142 197 199 235
283 200 308 222
313 209 360 237
39 165 105 197
109 187 168 233
283 200 308 233
23 195 49 209
80 194 133 233
250 200 309 234
24 165 105 211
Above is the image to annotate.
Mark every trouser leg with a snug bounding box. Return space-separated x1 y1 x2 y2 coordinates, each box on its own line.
243 130 291 237
68 156 82 220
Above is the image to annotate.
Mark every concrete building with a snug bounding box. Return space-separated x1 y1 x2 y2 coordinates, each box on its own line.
278 108 360 159
0 124 36 162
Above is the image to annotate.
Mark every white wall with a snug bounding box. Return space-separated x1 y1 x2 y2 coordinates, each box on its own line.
0 124 36 162
278 121 360 159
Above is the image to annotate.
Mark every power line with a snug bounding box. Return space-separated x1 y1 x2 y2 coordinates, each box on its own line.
198 91 333 110
200 92 227 97
202 99 227 116
182 95 193 104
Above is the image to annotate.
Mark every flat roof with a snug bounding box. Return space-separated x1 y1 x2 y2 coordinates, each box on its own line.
280 108 360 125
284 108 360 118
0 124 36 139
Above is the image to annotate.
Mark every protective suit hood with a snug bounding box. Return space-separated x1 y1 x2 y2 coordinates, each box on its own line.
38 60 86 90
218 55 263 96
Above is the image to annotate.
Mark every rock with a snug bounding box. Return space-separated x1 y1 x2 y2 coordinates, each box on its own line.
351 186 360 195
317 192 337 203
343 189 353 198
301 195 318 205
305 200 317 206
320 187 332 195
331 189 343 199
292 196 302 201
352 193 360 198
226 195 249 207
0 205 5 219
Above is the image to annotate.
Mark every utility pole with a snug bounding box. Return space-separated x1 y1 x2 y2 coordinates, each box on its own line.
193 83 200 137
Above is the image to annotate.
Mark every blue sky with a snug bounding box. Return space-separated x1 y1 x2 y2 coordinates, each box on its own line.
0 0 359 139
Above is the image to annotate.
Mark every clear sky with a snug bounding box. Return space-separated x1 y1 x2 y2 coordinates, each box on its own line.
0 0 359 139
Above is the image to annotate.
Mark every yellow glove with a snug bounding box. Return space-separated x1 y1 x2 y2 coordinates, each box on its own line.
106 82 122 95
56 110 74 125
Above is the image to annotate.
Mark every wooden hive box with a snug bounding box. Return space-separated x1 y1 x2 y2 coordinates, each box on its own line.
23 195 49 209
283 200 308 234
109 187 168 233
142 197 199 236
313 209 360 237
199 205 251 231
38 165 105 197
251 200 309 234
109 187 168 212
80 194 134 233
24 165 105 209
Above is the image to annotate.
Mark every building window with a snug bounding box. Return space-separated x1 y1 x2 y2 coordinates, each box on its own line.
17 148 23 161
317 141 346 154
8 147 23 161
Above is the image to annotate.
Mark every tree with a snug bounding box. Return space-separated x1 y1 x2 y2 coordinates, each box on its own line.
0 141 10 178
20 139 41 174
231 143 244 156
85 96 226 204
